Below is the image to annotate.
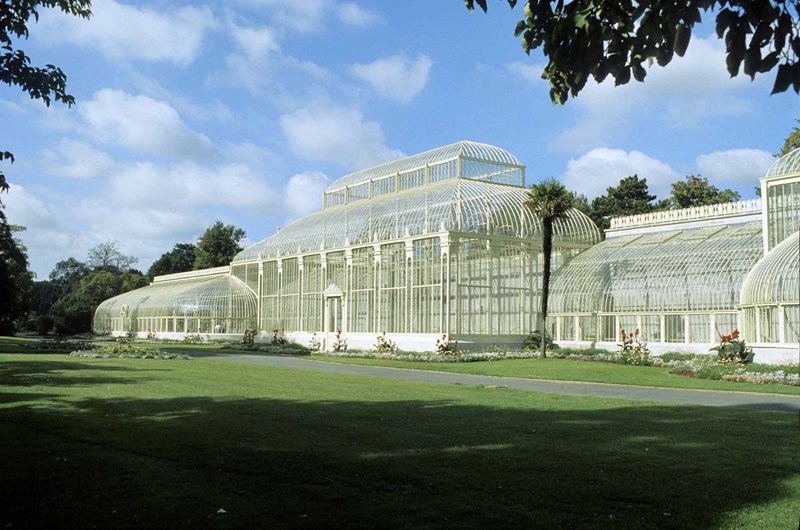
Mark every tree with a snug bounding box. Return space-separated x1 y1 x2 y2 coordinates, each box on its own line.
524 178 574 358
87 241 137 272
194 222 245 270
465 0 800 104
49 257 90 298
147 243 196 278
0 200 33 334
589 175 667 232
779 118 800 156
1 1 92 185
669 175 741 209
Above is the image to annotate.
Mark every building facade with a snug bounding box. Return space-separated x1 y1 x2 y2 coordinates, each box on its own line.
94 142 800 362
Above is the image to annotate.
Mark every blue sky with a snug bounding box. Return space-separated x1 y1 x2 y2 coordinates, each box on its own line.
1 0 797 278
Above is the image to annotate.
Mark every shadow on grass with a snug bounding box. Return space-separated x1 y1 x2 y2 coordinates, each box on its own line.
0 360 165 388
1 383 798 529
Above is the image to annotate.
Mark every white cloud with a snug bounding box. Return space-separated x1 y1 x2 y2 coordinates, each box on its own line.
504 62 543 85
232 24 281 61
337 3 380 27
550 36 756 152
696 149 775 184
38 0 216 65
79 89 217 159
284 171 329 220
350 54 433 103
280 106 404 169
239 0 328 33
39 139 115 179
561 148 679 199
107 162 274 209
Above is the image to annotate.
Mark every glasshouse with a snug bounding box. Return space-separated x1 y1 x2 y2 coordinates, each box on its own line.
94 141 800 362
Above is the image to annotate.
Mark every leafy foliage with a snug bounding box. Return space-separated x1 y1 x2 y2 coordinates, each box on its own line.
589 174 666 232
466 0 800 103
194 221 246 270
710 328 754 364
669 175 740 209
0 202 33 334
147 243 196 278
778 118 800 156
0 0 92 184
522 329 557 352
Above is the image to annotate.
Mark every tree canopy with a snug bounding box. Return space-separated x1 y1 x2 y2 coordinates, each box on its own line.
669 175 741 209
589 174 667 231
778 118 800 156
147 243 197 279
1 0 92 186
87 241 137 272
194 222 246 270
466 0 800 104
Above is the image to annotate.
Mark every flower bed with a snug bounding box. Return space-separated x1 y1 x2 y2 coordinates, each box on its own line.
70 346 191 360
25 339 99 351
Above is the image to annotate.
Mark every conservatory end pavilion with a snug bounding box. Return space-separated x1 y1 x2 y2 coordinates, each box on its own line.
94 142 800 362
94 141 601 351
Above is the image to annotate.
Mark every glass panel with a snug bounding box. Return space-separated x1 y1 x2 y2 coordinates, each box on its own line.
665 314 685 343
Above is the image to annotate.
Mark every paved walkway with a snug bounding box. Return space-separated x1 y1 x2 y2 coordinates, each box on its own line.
190 352 800 414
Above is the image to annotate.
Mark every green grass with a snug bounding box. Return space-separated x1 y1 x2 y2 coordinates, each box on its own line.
309 355 800 396
0 349 799 529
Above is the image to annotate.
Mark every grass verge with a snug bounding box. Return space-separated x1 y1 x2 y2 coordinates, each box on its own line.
310 355 800 396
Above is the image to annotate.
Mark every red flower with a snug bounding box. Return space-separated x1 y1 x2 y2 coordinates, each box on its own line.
731 329 740 339
634 328 640 336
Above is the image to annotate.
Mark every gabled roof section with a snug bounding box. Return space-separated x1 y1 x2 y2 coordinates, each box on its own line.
324 140 523 192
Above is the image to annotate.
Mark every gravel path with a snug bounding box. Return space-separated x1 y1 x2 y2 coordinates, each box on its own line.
189 352 800 414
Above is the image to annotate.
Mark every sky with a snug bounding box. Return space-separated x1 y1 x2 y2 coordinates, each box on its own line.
1 0 797 279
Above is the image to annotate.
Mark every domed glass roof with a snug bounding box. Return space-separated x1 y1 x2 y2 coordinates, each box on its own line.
740 230 799 306
765 147 800 179
234 178 600 262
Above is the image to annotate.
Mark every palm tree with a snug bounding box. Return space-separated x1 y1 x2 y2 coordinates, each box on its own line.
524 179 575 358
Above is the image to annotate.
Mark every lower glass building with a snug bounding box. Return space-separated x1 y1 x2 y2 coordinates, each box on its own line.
94 142 800 362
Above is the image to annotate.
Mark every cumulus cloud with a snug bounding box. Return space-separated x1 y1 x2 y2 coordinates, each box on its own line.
561 148 679 199
39 139 116 179
284 171 329 220
232 24 281 61
235 0 376 33
37 0 216 65
696 149 775 185
280 106 404 169
350 54 433 103
79 89 216 159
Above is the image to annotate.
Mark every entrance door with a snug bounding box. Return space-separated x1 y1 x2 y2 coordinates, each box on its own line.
325 296 343 334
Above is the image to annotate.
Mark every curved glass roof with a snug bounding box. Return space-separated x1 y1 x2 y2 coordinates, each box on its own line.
549 221 764 314
325 140 523 192
94 274 257 323
235 179 600 262
765 146 800 179
741 230 799 306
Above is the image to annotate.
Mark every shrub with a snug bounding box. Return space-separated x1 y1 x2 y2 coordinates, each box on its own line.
617 328 652 366
308 332 321 352
659 351 698 362
271 329 288 346
332 330 347 352
435 334 458 354
183 333 208 344
710 329 754 364
522 330 557 351
374 333 397 353
36 315 54 336
242 329 256 344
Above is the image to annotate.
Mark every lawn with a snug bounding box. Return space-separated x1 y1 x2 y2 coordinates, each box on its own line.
1 349 798 528
309 354 800 396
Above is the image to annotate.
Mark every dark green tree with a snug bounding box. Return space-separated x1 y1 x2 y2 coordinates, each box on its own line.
49 257 90 298
194 222 245 270
147 243 196 278
0 199 33 334
589 175 667 232
524 178 575 358
465 0 800 103
1 1 92 186
669 175 741 209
